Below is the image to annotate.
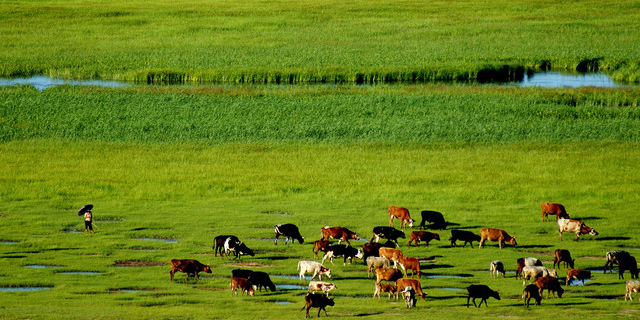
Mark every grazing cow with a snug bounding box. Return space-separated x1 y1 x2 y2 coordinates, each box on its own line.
565 269 591 285
418 210 447 230
362 241 396 262
535 276 564 298
312 239 332 260
402 286 416 308
371 226 405 246
604 250 631 274
250 271 276 292
298 260 331 281
321 226 360 245
230 277 255 296
450 230 481 248
553 249 575 269
366 256 391 278
522 266 557 286
379 247 404 269
516 257 543 280
375 267 404 285
321 244 363 265
557 218 598 241
231 268 253 279
407 231 440 247
274 223 304 245
224 237 255 260
466 285 500 308
213 235 238 257
619 255 639 279
388 206 414 229
522 284 542 308
625 280 640 302
395 278 426 301
301 293 334 318
479 228 517 249
490 260 505 278
541 202 570 222
373 282 396 299
400 256 421 279
169 259 211 281
308 281 337 297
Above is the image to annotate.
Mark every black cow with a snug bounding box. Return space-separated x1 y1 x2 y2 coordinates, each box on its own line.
301 293 335 318
170 259 211 281
224 237 254 260
371 226 405 247
361 241 396 263
450 230 481 248
322 244 363 265
419 210 447 230
213 235 239 257
232 269 277 292
466 285 500 308
274 223 304 245
619 255 639 279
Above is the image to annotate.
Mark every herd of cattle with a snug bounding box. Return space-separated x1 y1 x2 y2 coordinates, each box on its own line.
168 203 640 316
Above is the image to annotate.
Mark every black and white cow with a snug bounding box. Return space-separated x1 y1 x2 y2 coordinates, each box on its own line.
322 244 363 265
274 223 304 245
371 226 405 247
224 237 255 260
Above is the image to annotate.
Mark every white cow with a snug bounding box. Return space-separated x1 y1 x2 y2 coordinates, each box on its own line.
366 256 391 278
308 281 337 297
625 280 640 301
522 266 557 286
558 218 598 241
297 260 331 281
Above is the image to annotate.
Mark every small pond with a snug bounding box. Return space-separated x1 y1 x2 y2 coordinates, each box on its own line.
0 286 53 292
0 76 129 91
58 271 101 275
25 265 63 269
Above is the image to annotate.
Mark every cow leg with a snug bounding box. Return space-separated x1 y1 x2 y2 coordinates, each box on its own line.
473 297 479 308
274 234 279 245
478 238 485 249
558 230 563 241
195 271 199 281
170 269 175 281
466 296 471 307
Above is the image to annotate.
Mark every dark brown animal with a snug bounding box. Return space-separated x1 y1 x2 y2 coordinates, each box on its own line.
466 285 500 307
301 293 334 318
565 269 591 285
230 277 255 296
361 241 395 262
388 206 414 229
375 267 404 285
479 228 517 249
541 202 570 222
522 284 542 308
320 226 359 245
418 210 446 230
619 255 639 279
450 230 481 248
170 259 211 281
400 256 421 279
312 239 332 260
553 249 575 269
373 282 396 299
604 250 631 274
395 278 426 301
408 231 440 247
535 276 564 298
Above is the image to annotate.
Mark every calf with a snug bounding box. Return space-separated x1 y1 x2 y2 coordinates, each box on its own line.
322 244 363 265
169 259 211 281
619 255 639 279
388 206 414 229
301 293 334 318
274 223 304 245
298 260 331 281
366 256 391 278
479 228 517 249
230 277 255 296
224 237 255 260
308 281 337 297
312 239 332 260
604 250 631 274
535 276 564 298
418 210 446 230
373 282 396 299
395 278 426 301
625 280 640 302
212 235 238 257
375 267 404 285
466 284 500 308
553 249 575 269
557 218 598 241
490 260 505 278
402 286 416 308
565 269 591 285
408 231 440 247
541 202 570 222
522 266 557 286
400 256 421 279
450 230 481 248
522 284 542 308
371 226 405 246
379 247 404 269
321 226 360 245
516 257 542 280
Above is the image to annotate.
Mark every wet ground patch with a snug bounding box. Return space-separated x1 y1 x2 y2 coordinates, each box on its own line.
423 273 473 279
25 264 63 269
114 260 166 267
0 286 53 292
123 246 169 251
57 270 102 275
136 237 177 243
110 287 160 293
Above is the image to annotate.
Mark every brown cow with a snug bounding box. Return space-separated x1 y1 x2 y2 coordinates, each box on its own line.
557 218 598 241
407 231 440 247
312 239 332 260
395 278 426 301
230 277 255 296
541 202 570 222
565 269 591 286
479 228 517 249
553 249 575 269
169 259 211 281
373 282 397 299
320 226 359 245
379 247 404 269
535 276 564 298
388 206 414 229
301 293 334 318
400 256 421 279
522 284 542 308
375 267 404 285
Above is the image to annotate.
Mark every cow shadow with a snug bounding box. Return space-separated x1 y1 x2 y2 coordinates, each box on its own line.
595 236 631 241
579 216 604 221
421 264 454 270
449 226 483 230
516 245 553 249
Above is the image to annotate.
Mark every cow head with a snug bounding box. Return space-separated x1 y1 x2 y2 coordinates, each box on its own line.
433 233 441 241
349 232 360 240
320 266 331 278
507 237 517 246
296 235 305 244
407 219 414 228
355 249 364 259
238 243 255 256
491 290 501 301
556 287 564 298
203 264 212 274
582 226 598 237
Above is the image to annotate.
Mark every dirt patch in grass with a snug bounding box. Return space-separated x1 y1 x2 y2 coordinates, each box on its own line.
114 260 166 267
582 256 605 260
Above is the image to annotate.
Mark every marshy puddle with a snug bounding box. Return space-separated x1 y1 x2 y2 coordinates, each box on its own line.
0 286 53 292
0 76 129 91
276 284 305 290
273 275 311 281
137 237 177 243
58 271 101 275
567 279 592 286
433 287 465 291
274 301 294 305
519 72 624 88
25 265 62 269
0 241 17 244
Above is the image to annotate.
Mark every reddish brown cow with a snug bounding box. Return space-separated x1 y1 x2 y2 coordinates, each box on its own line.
541 202 570 222
301 293 334 318
522 284 542 308
169 259 211 281
565 269 591 286
312 239 332 259
407 231 440 247
388 206 414 229
400 256 421 279
395 278 426 301
379 247 404 269
553 249 575 269
375 267 404 285
373 282 397 299
230 277 255 296
479 228 517 249
320 226 359 245
535 276 564 298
